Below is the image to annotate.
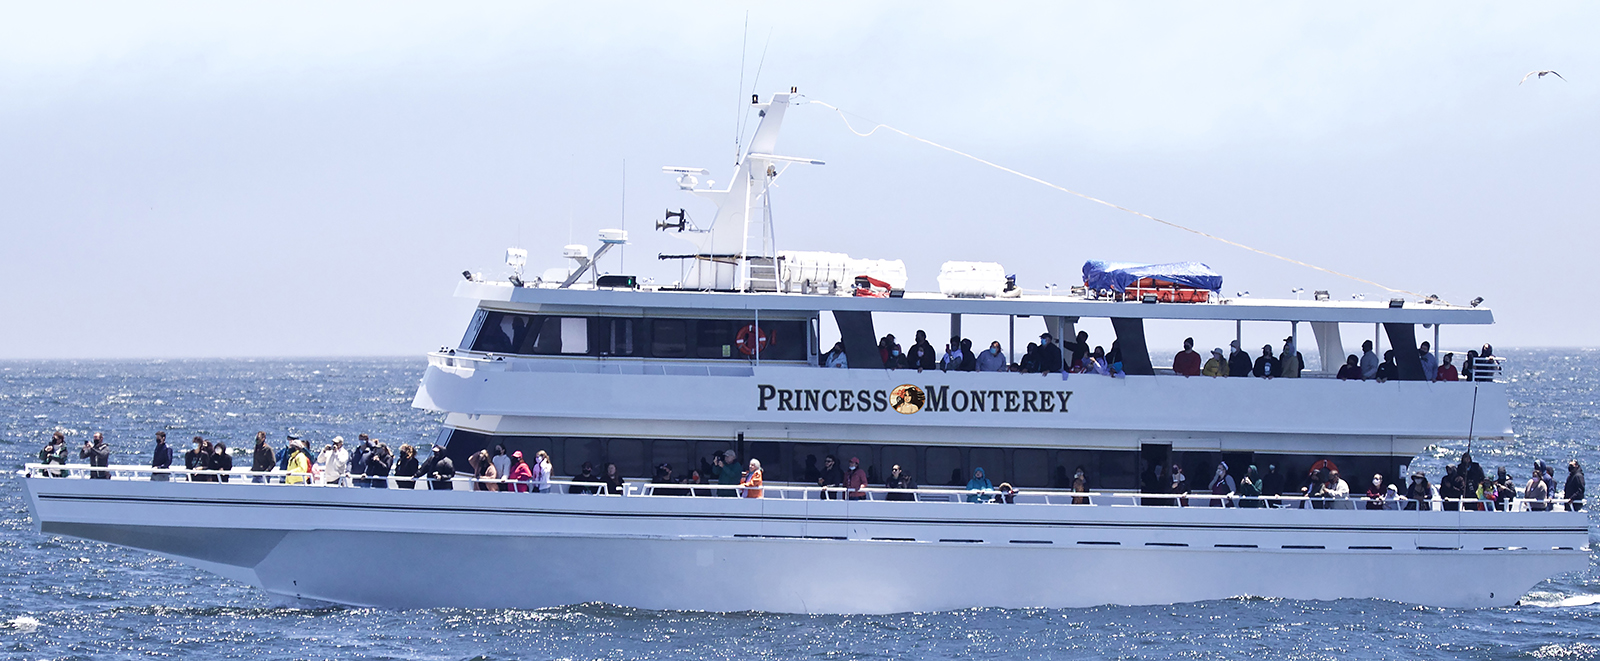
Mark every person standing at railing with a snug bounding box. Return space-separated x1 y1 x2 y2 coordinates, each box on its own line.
285 440 312 485
1238 466 1265 508
1359 340 1379 380
491 445 511 486
740 459 763 498
417 445 456 490
318 438 350 487
39 432 68 478
568 462 601 494
1201 348 1226 377
1071 466 1091 505
470 450 500 492
1364 473 1386 510
603 463 624 495
1227 340 1251 377
506 451 532 493
1169 465 1189 507
1525 467 1550 511
209 442 233 483
184 437 208 481
533 450 553 494
1173 338 1203 377
1418 342 1439 381
1564 461 1586 511
1439 466 1463 511
150 432 172 482
1207 463 1235 507
1436 353 1459 382
715 450 742 497
80 433 111 480
816 455 844 500
845 457 868 501
348 435 374 488
394 445 419 489
251 433 274 484
366 443 393 489
1404 472 1432 511
1251 346 1278 380
886 464 917 502
966 467 994 503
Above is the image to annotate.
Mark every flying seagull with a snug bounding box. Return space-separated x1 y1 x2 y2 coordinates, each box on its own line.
1520 70 1566 84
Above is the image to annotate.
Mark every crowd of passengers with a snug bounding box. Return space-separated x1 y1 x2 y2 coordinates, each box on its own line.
38 430 1578 511
820 329 1494 381
1134 451 1584 511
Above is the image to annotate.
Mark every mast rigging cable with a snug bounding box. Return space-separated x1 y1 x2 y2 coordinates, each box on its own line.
803 99 1425 299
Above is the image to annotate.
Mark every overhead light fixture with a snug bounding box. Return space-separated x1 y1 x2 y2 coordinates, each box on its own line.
461 270 474 281
1141 293 1158 304
1470 297 1484 308
1313 290 1330 301
1389 298 1404 308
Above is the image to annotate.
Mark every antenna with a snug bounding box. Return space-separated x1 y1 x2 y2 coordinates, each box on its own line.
739 27 774 159
620 159 626 273
734 12 748 165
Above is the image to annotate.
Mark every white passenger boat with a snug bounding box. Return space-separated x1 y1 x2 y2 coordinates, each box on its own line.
22 90 1587 612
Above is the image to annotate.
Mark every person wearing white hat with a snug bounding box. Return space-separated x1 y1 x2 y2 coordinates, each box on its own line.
1202 348 1227 377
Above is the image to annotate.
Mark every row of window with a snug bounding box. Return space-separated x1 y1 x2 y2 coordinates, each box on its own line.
440 430 1406 492
465 311 811 361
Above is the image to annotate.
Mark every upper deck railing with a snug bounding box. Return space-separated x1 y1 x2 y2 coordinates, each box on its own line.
23 463 1571 513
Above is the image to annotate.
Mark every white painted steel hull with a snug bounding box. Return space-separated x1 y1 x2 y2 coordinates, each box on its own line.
25 477 1586 612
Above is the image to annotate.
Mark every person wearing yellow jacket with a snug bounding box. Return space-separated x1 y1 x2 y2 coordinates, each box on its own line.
740 459 764 498
286 440 311 485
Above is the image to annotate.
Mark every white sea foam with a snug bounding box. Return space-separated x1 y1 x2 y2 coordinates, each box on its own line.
4 615 40 630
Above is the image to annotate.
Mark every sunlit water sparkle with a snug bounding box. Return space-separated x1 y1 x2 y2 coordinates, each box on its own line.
1 352 1598 660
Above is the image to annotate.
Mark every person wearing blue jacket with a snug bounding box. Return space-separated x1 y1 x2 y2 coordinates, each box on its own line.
966 467 994 503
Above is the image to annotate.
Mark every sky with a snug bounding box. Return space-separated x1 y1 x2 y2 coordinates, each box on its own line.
0 2 1595 359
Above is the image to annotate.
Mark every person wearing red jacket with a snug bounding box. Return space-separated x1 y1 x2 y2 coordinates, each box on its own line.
508 451 533 493
845 457 869 500
1172 337 1202 377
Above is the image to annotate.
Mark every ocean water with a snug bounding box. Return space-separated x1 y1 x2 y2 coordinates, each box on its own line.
1 351 1598 660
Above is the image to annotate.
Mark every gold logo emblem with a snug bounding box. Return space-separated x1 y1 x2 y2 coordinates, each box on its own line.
890 384 925 414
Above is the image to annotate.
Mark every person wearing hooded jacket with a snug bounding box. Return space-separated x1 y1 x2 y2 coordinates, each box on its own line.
1565 461 1586 511
1238 466 1265 508
285 440 312 485
1227 340 1252 377
416 445 456 490
966 467 994 503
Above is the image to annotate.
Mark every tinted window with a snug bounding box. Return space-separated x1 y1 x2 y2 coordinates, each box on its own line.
1013 449 1049 487
927 447 964 486
697 320 736 358
652 320 688 357
608 439 647 477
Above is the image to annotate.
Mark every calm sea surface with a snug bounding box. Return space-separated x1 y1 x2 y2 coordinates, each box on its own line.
1 351 1598 660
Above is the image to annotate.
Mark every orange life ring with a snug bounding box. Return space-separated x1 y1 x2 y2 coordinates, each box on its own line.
735 324 771 356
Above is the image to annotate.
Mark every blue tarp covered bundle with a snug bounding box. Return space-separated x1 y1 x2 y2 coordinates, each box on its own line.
1082 260 1223 293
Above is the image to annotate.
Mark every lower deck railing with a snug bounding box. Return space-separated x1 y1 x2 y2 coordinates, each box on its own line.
22 464 1580 513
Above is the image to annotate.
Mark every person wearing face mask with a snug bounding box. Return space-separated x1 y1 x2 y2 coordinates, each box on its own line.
1408 467 1433 508
1238 465 1264 508
844 457 868 501
1172 338 1203 377
1071 466 1090 505
1169 465 1189 507
208 442 233 483
1365 473 1386 510
906 330 937 372
976 341 1007 372
1207 462 1236 507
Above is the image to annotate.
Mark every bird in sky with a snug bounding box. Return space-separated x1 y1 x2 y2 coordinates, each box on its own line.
1520 70 1566 84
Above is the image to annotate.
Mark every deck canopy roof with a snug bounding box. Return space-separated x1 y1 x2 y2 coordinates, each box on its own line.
458 281 1493 325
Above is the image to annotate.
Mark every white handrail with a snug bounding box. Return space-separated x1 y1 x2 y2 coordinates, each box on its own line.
22 463 1577 511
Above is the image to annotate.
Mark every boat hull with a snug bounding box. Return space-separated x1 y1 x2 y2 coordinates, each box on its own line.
24 477 1588 612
